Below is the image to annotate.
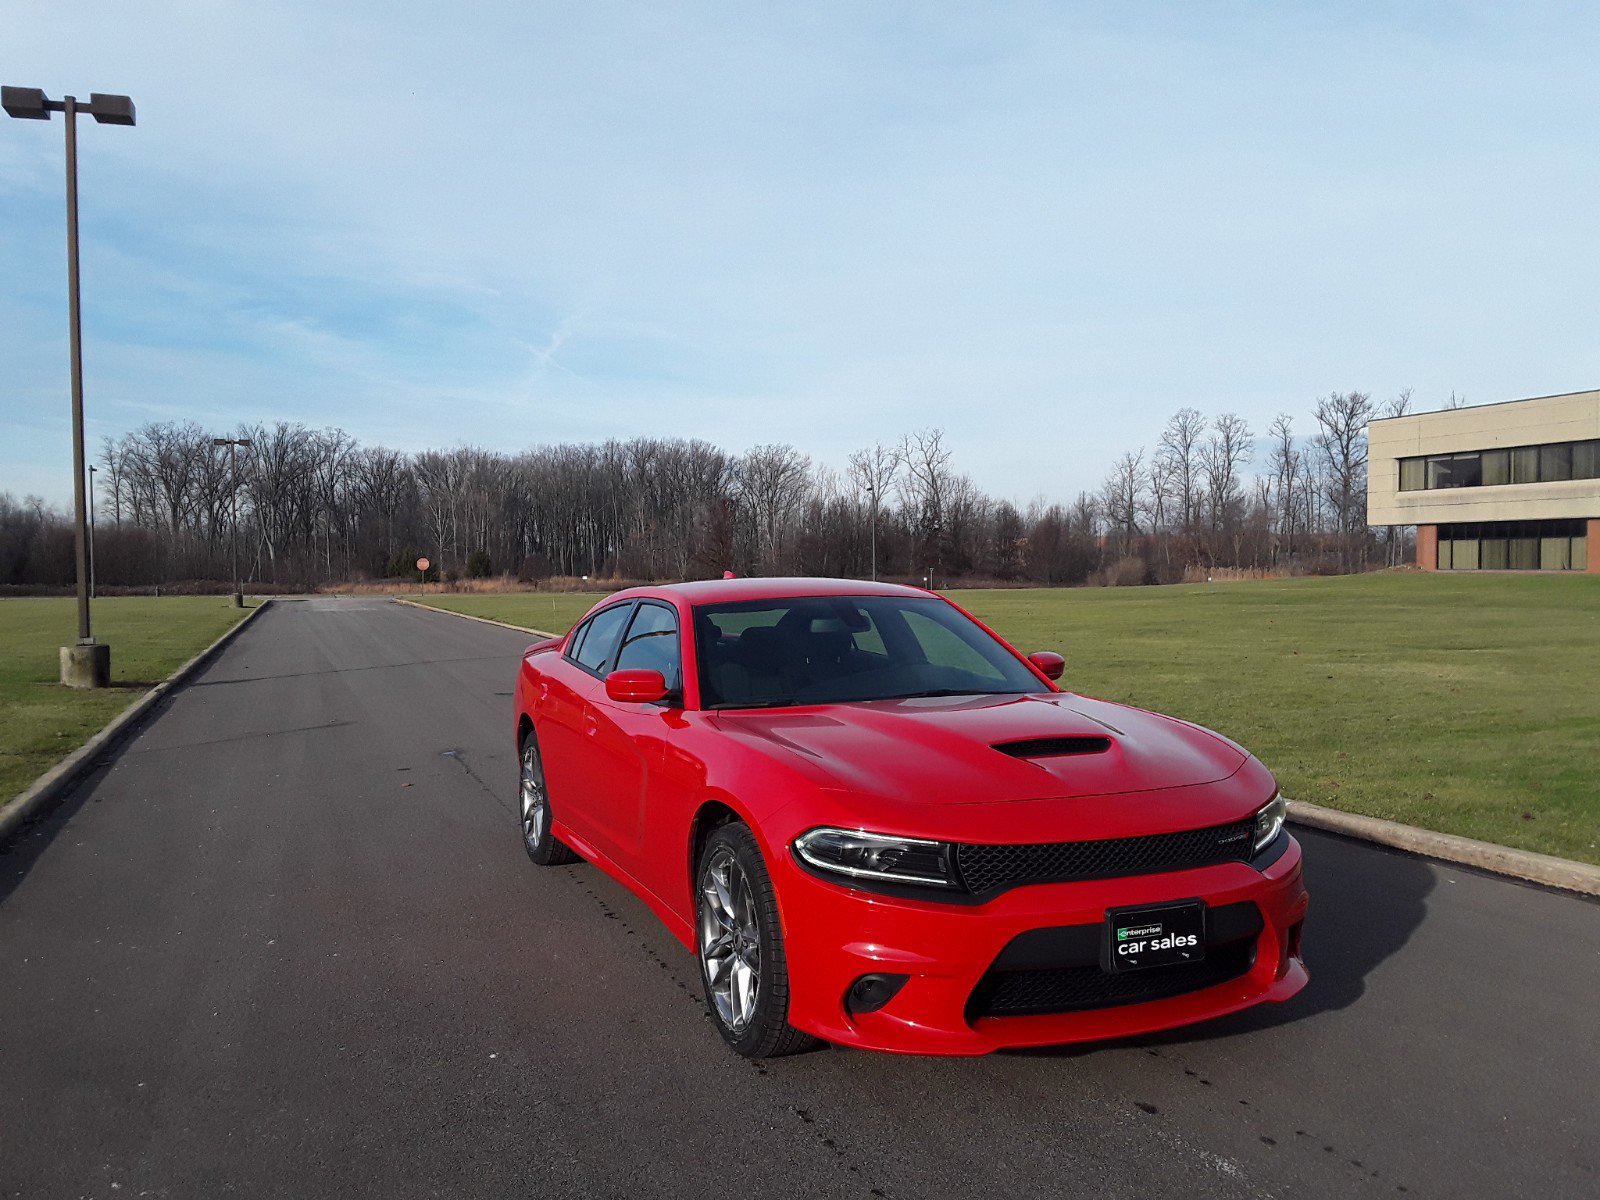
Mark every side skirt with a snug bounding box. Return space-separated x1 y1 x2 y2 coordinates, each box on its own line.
552 820 697 951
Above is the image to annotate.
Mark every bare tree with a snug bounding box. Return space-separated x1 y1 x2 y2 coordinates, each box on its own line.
413 449 466 575
1157 408 1207 531
1202 413 1254 534
1312 391 1375 569
1100 450 1147 552
1266 414 1301 564
241 423 319 582
97 437 130 528
896 428 954 579
735 444 813 573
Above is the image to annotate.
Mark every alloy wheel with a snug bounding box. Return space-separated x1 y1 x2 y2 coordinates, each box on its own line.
520 741 548 849
699 847 762 1032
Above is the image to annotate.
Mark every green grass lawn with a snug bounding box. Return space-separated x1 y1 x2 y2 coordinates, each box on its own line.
409 591 601 636
415 574 1600 864
0 597 253 803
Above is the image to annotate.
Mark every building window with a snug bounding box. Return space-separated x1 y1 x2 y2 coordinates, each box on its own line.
1575 441 1599 479
1540 443 1573 482
1399 438 1600 491
1434 519 1588 571
1481 449 1510 486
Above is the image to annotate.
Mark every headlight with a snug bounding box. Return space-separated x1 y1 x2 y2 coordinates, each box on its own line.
1253 792 1288 853
793 827 960 889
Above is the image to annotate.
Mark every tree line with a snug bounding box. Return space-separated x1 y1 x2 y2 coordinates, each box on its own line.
0 391 1413 591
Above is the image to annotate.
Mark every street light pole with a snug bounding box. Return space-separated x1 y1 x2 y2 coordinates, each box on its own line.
213 438 253 607
64 96 93 643
5 85 135 688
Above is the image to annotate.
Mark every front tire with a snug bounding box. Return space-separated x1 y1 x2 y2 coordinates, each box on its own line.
519 730 577 865
695 822 819 1058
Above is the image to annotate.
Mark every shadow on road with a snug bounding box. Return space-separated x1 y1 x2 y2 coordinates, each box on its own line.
1280 830 1437 1015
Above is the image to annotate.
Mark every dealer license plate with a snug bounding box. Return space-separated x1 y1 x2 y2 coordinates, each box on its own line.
1104 900 1206 972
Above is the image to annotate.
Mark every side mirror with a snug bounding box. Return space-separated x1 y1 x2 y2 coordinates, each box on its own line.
1028 651 1066 681
606 668 670 704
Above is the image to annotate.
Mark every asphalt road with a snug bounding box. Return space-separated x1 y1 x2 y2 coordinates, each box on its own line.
2 597 1596 1200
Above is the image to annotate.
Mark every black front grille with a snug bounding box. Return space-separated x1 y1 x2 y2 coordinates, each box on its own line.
955 819 1255 896
969 940 1257 1019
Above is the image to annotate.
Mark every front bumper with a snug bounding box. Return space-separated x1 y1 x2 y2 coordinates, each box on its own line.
776 834 1308 1055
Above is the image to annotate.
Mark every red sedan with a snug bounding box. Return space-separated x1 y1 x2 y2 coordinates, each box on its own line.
513 578 1308 1057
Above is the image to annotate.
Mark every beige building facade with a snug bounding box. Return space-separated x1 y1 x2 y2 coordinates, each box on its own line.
1367 389 1600 572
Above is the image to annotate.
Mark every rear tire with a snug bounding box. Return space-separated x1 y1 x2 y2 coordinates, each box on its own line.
695 822 820 1058
519 729 577 865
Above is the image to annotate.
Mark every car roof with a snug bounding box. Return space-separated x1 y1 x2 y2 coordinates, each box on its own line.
613 577 933 605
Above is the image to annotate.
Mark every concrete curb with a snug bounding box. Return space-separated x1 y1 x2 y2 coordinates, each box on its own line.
391 596 557 640
389 599 1600 899
1289 799 1600 898
0 599 275 846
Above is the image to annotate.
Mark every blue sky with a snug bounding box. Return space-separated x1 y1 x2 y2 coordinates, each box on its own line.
3 1 1598 507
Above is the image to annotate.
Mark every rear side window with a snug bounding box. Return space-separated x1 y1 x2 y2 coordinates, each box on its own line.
615 603 682 689
570 604 633 675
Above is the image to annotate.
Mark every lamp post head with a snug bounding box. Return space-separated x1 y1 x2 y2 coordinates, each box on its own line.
2 86 49 120
88 94 135 126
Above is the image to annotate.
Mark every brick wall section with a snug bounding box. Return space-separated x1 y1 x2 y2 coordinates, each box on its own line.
1416 524 1438 571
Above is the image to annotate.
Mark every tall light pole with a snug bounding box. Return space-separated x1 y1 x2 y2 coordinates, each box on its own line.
87 463 97 600
213 438 253 607
4 85 135 688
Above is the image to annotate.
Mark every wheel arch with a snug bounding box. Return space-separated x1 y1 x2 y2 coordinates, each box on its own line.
687 793 783 909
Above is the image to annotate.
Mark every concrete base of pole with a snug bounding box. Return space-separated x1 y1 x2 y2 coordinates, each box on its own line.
233 592 244 608
60 642 111 689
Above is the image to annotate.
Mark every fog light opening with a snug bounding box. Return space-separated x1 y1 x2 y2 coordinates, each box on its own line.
1287 919 1305 961
845 973 909 1015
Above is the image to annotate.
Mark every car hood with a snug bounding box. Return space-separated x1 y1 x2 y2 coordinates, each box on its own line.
708 692 1248 807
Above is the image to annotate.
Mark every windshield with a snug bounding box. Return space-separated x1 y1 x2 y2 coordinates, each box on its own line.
692 594 1050 710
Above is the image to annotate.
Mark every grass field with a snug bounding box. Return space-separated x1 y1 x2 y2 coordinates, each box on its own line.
411 591 600 635
0 597 252 803
413 574 1600 865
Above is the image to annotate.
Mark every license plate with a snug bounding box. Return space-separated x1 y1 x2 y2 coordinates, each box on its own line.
1105 900 1206 972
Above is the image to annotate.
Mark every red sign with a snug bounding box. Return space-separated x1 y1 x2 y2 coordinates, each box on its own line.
416 557 431 572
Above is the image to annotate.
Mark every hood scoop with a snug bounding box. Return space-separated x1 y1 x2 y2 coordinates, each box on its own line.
993 735 1112 760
